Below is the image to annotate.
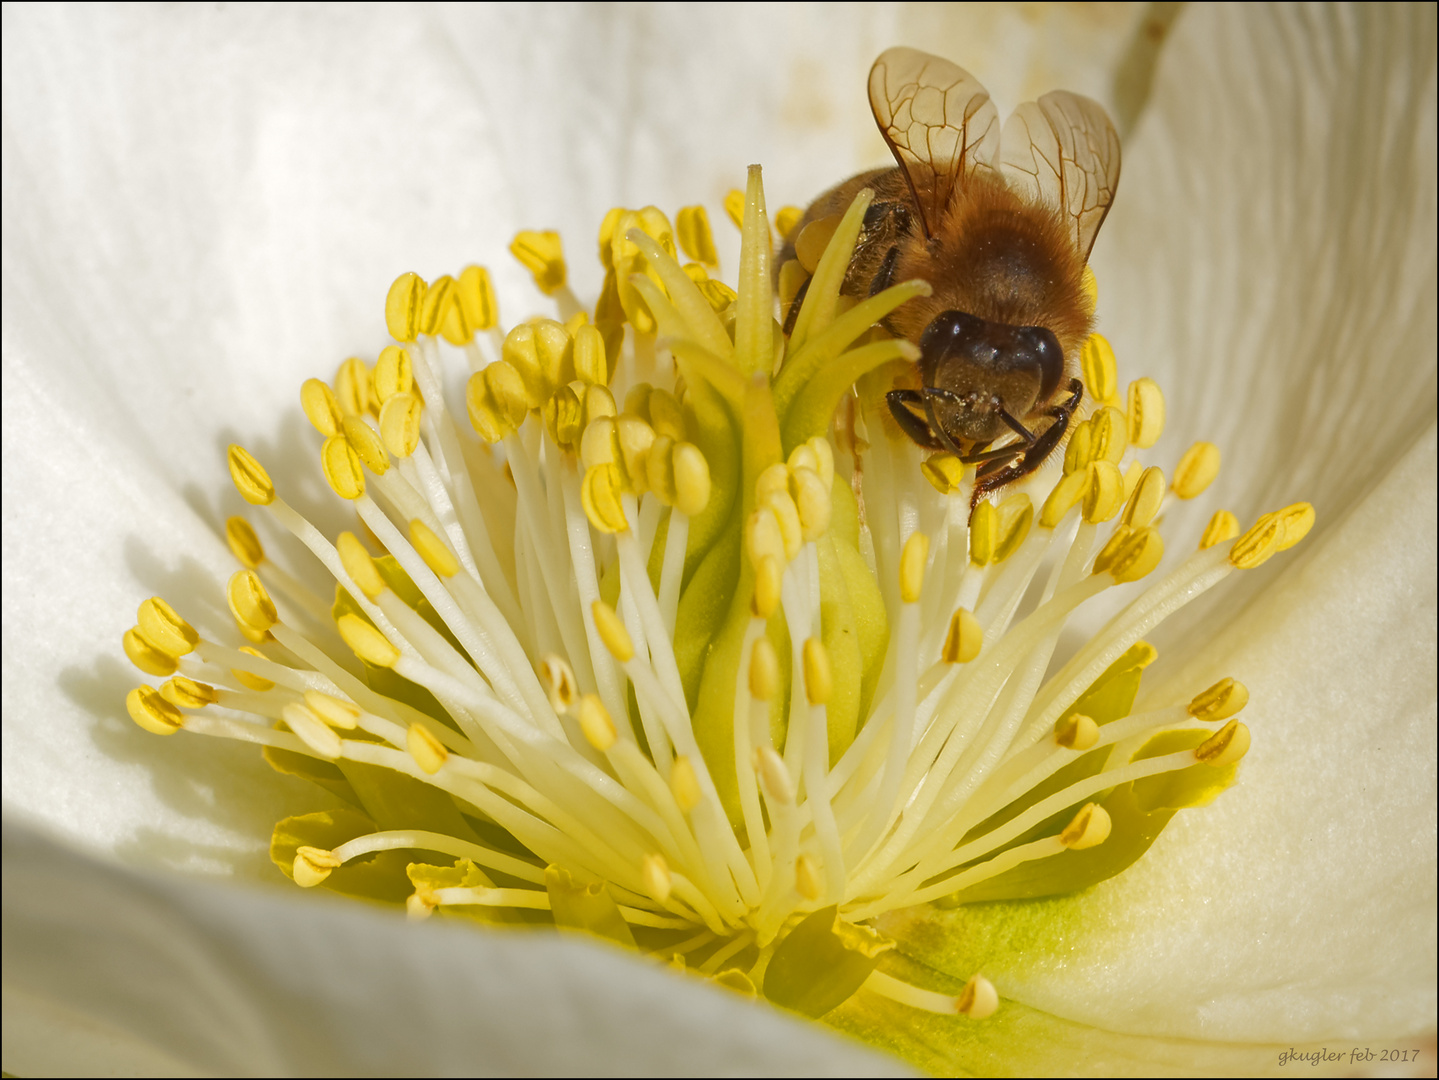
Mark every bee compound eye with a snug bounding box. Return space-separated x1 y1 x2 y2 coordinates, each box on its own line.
919 310 986 362
1017 325 1064 403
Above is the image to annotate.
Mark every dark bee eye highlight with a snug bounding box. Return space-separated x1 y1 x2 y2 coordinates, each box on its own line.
1017 325 1064 403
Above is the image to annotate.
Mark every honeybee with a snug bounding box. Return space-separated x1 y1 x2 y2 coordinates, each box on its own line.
781 48 1121 503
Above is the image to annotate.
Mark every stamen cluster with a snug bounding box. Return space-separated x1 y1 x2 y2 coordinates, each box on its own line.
122 166 1312 1018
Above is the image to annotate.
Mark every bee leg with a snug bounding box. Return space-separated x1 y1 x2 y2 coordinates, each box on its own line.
869 245 901 296
886 389 947 450
782 275 811 336
969 380 1084 506
995 403 1037 443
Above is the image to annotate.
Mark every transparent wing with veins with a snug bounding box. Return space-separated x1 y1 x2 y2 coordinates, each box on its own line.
999 91 1121 261
868 47 999 240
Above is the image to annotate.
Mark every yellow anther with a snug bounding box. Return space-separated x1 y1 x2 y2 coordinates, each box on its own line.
749 637 779 701
572 323 608 386
225 516 264 569
421 276 456 339
1196 719 1251 767
1200 509 1241 550
671 755 704 812
1098 525 1165 583
778 259 808 317
1083 460 1126 524
501 324 550 409
1080 265 1099 313
647 389 686 442
293 846 342 888
723 189 745 229
795 213 841 274
922 452 966 494
806 436 834 490
591 601 634 663
943 608 983 664
1273 502 1316 551
580 416 620 471
676 204 719 266
409 519 459 578
535 319 575 389
1172 441 1221 500
303 690 360 730
227 444 275 506
646 436 678 505
584 383 618 428
281 701 343 759
790 467 831 542
137 597 199 657
407 722 449 775
642 853 673 903
957 975 1000 1020
1126 377 1165 449
578 693 618 752
900 531 929 603
1188 678 1249 722
774 205 804 241
1080 332 1117 405
1063 418 1094 475
1121 460 1144 503
1055 712 1100 750
623 383 653 421
1089 406 1128 464
321 434 365 500
1040 469 1088 528
802 638 832 706
755 462 789 504
695 276 737 312
300 378 345 436
231 646 274 692
992 494 1034 562
226 570 277 634
795 854 823 901
565 309 590 338
373 345 414 404
341 415 389 476
334 356 374 418
754 745 795 806
746 506 787 568
762 490 803 561
160 676 218 710
539 655 580 715
127 685 184 735
385 272 427 343
336 531 384 601
970 501 999 565
787 444 819 476
1121 466 1167 528
457 264 499 333
1059 803 1111 850
672 442 711 518
511 229 567 295
582 463 630 534
1228 513 1284 569
466 362 529 443
379 392 423 459
752 554 783 618
597 207 625 269
616 414 656 493
337 613 399 668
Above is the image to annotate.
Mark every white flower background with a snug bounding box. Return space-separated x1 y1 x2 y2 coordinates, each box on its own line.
2 3 1434 1076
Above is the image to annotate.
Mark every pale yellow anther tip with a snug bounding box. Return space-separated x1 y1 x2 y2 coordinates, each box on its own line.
539 655 580 715
160 676 218 711
127 685 184 735
282 701 343 760
752 554 783 618
745 506 787 569
1200 509 1241 550
957 974 999 1020
722 189 745 229
578 693 617 752
303 690 360 730
1126 377 1166 449
900 531 929 603
1059 802 1111 850
943 608 983 664
231 646 274 692
511 229 567 295
336 613 400 668
670 754 703 812
227 444 275 506
225 516 265 569
301 378 344 437
921 453 966 494
582 463 630 534
642 853 673 903
802 638 832 706
227 570 278 634
676 205 719 267
1121 466 1167 528
1228 513 1284 569
774 205 804 242
591 601 634 663
1040 470 1088 528
795 853 823 901
138 597 199 657
385 272 427 343
407 722 449 775
336 531 385 601
293 845 342 888
1274 502 1316 551
379 392 423 459
1196 719 1250 767
1095 525 1164 583
1188 678 1249 721
754 745 795 806
1055 712 1100 751
1083 460 1126 524
749 637 780 701
409 519 459 578
374 344 415 404
672 442 711 519
124 628 179 677
1172 441 1221 500
321 434 366 500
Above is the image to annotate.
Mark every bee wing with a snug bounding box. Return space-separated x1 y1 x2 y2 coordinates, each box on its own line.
999 91 1121 261
868 47 1000 240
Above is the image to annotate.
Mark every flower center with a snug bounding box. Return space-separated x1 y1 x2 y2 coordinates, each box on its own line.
121 165 1312 1019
